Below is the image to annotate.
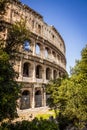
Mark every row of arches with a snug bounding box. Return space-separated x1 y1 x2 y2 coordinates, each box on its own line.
12 6 65 54
23 62 58 80
20 90 47 109
23 41 66 67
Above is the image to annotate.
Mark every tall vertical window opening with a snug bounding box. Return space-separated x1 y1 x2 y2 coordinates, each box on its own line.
24 40 30 51
23 62 29 77
36 43 40 55
46 68 51 80
36 65 42 78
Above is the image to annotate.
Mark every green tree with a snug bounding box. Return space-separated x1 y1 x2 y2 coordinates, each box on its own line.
4 20 30 56
0 21 30 121
0 118 59 130
58 75 87 129
46 45 87 129
70 45 87 76
0 0 30 122
0 49 21 121
46 78 64 116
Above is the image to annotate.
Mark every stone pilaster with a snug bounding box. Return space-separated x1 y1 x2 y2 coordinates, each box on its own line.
31 85 35 108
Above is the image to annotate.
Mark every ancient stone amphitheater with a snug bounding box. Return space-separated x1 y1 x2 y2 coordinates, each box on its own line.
0 0 66 111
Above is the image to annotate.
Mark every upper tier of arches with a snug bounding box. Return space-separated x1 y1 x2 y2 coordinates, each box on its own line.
3 0 66 56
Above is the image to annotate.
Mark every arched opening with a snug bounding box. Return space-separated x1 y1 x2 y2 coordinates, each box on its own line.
59 71 61 77
36 43 40 55
46 68 51 80
35 90 42 107
53 70 57 79
52 51 56 59
23 62 29 77
24 40 30 51
45 47 51 59
20 90 30 110
36 65 42 78
57 55 60 63
45 48 48 58
38 24 41 34
23 62 33 77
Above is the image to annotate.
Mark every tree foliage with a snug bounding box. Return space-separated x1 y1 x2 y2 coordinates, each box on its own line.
4 20 30 56
0 0 31 122
0 118 59 130
0 0 8 15
0 20 30 121
46 78 64 115
46 45 87 129
0 49 21 121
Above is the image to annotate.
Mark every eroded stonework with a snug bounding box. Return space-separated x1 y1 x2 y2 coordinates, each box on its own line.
0 0 66 110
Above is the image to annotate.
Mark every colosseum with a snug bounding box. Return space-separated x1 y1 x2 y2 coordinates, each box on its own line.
0 0 66 110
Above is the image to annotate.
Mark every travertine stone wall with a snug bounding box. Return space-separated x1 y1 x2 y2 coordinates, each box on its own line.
0 0 66 110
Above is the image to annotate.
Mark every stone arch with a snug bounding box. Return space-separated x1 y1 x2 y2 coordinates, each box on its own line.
46 67 51 80
53 70 57 79
35 90 42 107
36 43 40 55
38 24 41 34
24 40 30 51
20 90 30 110
36 65 43 78
57 54 61 63
52 51 56 60
23 62 33 77
35 43 43 56
59 71 62 77
45 47 51 58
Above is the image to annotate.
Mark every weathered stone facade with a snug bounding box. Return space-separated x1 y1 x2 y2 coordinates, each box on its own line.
0 0 66 110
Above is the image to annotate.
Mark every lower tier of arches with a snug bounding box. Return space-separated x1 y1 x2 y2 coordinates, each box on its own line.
18 83 49 110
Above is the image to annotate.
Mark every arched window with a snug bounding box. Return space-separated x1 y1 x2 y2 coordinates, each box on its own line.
23 62 33 77
36 65 42 78
35 90 42 107
46 68 51 80
20 90 30 110
45 47 49 58
24 40 30 51
59 71 61 77
23 63 29 77
53 70 57 79
52 51 56 59
45 47 51 59
36 43 40 55
60 43 62 48
38 24 41 34
57 55 61 63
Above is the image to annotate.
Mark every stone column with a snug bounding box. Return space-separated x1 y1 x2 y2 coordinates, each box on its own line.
32 40 36 55
51 68 54 80
33 61 36 82
41 45 45 59
43 85 46 107
43 66 46 83
31 85 35 108
41 86 44 107
18 55 23 80
50 49 53 60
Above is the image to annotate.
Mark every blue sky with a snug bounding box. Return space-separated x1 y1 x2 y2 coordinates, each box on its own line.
20 0 87 74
